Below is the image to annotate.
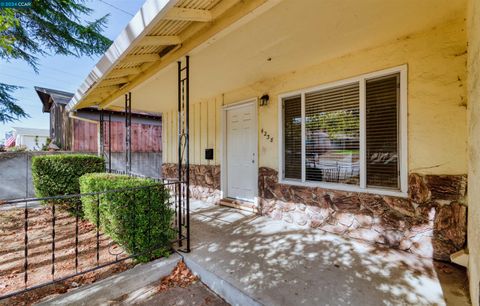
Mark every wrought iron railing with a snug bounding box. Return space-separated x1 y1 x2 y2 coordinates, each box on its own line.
0 180 189 301
109 169 163 182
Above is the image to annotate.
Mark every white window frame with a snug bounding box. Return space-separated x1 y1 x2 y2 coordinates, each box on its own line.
278 65 408 198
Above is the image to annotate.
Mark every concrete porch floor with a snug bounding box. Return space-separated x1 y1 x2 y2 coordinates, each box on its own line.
184 200 470 306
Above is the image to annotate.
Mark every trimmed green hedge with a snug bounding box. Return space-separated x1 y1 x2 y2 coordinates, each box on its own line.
79 173 174 262
32 154 105 209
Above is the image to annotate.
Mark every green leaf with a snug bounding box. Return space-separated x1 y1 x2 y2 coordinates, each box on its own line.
79 173 174 262
0 0 112 122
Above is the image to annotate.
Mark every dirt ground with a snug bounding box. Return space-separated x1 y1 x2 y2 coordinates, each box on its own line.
0 206 133 305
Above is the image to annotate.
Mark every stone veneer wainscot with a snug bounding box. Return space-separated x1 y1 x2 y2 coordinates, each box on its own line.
162 163 221 204
162 163 467 260
259 167 467 260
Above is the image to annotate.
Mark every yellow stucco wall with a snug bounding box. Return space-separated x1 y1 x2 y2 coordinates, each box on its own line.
163 15 468 176
468 0 480 304
162 98 223 166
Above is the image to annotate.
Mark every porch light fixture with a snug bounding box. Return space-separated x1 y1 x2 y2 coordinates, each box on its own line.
260 94 270 106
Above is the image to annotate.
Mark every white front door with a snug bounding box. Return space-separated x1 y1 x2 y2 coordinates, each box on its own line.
226 103 257 201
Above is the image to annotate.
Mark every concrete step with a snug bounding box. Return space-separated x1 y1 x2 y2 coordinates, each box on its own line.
38 254 182 306
218 198 259 213
36 252 261 306
183 255 262 306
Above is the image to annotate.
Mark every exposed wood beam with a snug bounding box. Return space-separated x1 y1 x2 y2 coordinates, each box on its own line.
92 85 121 95
98 0 282 109
87 90 116 102
101 77 130 87
108 67 142 78
84 86 121 104
85 94 106 103
138 35 182 46
123 54 161 64
164 8 212 22
67 0 182 111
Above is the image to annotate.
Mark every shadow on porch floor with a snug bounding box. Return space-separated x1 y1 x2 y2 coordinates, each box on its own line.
185 200 470 306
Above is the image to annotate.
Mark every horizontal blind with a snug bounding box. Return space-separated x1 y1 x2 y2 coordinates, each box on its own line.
366 74 400 189
305 83 360 184
283 95 302 179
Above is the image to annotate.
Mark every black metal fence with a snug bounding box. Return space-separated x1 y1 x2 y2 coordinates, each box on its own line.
0 179 189 300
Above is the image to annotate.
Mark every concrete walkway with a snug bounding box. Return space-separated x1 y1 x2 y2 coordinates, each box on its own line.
39 255 182 305
184 200 470 306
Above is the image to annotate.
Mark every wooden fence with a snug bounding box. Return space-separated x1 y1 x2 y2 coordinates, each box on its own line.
73 121 162 153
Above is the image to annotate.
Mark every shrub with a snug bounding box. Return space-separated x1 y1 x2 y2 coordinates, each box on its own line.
31 154 105 210
7 145 27 152
79 173 175 262
41 137 52 151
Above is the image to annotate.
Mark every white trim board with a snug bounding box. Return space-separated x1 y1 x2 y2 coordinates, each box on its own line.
278 65 408 198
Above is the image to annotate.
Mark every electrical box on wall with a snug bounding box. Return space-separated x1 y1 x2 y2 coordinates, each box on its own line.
205 148 214 160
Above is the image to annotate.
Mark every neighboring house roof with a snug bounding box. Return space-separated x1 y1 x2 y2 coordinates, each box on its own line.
35 86 74 112
12 127 50 137
35 86 161 119
35 86 162 124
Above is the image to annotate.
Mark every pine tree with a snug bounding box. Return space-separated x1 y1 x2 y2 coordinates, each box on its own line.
0 0 112 123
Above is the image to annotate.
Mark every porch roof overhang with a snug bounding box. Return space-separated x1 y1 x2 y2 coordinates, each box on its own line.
67 0 466 114
66 0 282 112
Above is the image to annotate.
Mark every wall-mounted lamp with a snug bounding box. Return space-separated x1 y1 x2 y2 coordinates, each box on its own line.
260 94 270 106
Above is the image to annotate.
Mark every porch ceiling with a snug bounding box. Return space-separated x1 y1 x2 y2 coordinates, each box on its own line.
67 0 283 112
69 0 466 114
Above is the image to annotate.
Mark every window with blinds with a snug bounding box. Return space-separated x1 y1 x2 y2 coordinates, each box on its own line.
283 95 302 179
366 74 400 189
281 68 404 193
305 83 360 184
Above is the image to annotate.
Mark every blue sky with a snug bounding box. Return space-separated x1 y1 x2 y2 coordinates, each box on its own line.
0 0 146 142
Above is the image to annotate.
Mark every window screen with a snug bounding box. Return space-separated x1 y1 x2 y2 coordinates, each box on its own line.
366 74 400 189
281 70 404 192
305 83 360 184
283 95 302 179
